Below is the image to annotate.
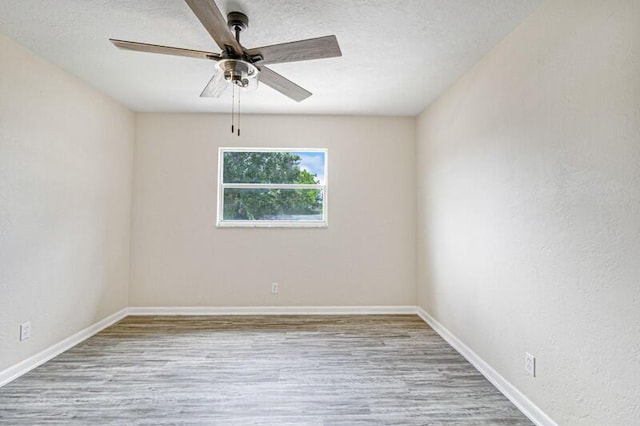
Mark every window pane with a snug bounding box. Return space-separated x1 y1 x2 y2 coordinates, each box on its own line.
223 188 323 221
223 151 324 185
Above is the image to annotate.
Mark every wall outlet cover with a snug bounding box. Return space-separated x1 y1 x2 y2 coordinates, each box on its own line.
525 352 536 377
20 322 31 341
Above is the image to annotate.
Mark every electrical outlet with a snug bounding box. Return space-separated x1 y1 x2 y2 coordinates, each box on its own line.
20 322 31 341
271 282 278 294
525 352 536 377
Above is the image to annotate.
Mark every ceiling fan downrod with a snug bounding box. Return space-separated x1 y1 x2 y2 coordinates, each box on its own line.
227 12 248 44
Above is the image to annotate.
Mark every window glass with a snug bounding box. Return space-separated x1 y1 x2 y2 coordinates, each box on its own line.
218 149 327 227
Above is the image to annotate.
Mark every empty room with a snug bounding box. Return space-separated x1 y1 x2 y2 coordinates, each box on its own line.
1 0 638 424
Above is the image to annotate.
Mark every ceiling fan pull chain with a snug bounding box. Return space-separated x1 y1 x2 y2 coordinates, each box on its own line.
237 89 241 137
231 85 235 134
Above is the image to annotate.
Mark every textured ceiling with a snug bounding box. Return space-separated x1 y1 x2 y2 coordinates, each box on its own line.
0 0 542 116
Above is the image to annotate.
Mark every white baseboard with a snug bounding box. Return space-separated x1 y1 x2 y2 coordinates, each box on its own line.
0 308 128 388
127 305 418 316
416 307 557 426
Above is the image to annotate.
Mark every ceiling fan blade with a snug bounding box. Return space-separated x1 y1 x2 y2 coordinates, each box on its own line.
184 0 243 55
258 66 312 102
200 72 227 97
110 39 220 60
247 35 342 65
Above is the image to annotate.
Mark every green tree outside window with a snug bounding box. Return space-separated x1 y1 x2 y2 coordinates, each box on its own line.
222 151 325 221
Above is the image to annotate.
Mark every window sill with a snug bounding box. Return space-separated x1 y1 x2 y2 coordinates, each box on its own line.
217 221 328 229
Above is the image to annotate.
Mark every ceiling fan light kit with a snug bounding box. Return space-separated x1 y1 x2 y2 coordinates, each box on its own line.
217 58 258 89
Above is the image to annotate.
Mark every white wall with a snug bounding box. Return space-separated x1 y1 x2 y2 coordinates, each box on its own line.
0 34 134 372
416 0 640 424
130 113 416 307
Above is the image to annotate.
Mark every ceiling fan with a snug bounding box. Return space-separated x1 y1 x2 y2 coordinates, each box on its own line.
109 0 342 102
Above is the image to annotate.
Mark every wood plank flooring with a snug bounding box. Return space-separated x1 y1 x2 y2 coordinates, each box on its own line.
0 315 532 425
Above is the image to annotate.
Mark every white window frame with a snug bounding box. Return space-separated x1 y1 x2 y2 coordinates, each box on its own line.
217 147 328 228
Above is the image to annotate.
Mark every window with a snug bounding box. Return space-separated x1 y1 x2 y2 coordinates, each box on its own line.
218 148 328 227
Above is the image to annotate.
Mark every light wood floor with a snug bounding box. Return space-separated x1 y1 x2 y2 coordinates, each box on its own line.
0 315 532 425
